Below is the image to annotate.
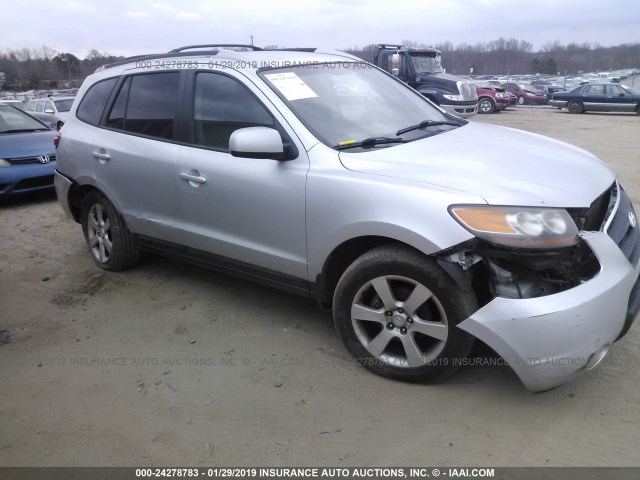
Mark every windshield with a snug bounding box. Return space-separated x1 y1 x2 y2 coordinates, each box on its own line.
53 98 74 112
260 63 451 149
0 105 48 133
621 85 639 95
409 53 444 75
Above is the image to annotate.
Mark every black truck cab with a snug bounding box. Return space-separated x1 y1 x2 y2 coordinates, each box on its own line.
374 44 478 117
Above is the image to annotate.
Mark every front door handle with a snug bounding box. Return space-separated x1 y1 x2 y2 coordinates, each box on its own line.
179 171 207 185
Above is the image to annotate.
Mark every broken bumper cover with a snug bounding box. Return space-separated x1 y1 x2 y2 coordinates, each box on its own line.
54 170 74 220
458 232 640 392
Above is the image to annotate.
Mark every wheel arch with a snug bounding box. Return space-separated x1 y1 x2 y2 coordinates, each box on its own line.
67 182 120 223
313 235 458 309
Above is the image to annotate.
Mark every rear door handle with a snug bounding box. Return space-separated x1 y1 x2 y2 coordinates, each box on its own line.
179 171 207 185
92 151 111 162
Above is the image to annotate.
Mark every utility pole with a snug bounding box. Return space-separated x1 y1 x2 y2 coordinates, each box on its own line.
250 35 254 46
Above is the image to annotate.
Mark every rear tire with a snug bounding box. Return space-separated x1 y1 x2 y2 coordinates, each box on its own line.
568 100 584 114
80 191 139 271
333 245 476 383
56 121 64 131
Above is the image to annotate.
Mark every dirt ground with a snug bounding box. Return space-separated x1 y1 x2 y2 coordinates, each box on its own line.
1 106 639 467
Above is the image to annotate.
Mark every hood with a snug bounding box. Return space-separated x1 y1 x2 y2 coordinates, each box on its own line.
0 130 57 158
415 73 472 95
417 72 469 83
339 122 614 207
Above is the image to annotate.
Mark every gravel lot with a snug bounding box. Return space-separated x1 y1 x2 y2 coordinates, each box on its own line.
1 106 639 467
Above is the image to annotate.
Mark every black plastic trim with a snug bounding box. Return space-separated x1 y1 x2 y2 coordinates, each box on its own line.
136 235 311 298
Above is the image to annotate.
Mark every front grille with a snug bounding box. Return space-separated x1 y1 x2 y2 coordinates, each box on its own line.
10 155 56 165
14 175 54 190
460 82 477 101
582 184 613 231
604 184 640 266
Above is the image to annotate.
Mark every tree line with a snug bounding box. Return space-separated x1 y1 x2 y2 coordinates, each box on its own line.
0 46 122 90
345 38 640 76
2 39 639 90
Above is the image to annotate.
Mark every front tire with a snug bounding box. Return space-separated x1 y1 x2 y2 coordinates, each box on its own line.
333 245 476 383
568 100 584 114
517 95 525 105
478 98 495 114
81 191 139 271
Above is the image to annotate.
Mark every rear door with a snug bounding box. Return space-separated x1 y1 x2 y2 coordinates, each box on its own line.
175 69 309 284
88 71 185 244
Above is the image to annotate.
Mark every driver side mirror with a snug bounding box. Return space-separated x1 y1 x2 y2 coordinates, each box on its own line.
391 53 401 77
229 127 295 161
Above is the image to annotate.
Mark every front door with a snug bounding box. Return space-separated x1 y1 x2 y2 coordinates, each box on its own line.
175 70 309 284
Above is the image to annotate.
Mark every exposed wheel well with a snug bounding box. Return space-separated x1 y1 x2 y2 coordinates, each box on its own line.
67 184 102 222
313 236 426 309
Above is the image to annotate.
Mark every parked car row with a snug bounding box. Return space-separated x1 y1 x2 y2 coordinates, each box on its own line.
475 81 547 114
475 80 640 115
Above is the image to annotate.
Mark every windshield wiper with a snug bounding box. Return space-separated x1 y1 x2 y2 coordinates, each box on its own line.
335 137 406 150
396 120 462 136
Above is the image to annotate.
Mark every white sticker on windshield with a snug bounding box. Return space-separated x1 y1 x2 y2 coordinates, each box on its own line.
264 72 318 101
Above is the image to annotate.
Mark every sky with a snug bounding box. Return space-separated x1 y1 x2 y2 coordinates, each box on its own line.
1 0 639 58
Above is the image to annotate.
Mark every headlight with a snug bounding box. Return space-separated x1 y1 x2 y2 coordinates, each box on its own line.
0 159 11 168
449 206 579 249
443 94 462 101
495 92 505 98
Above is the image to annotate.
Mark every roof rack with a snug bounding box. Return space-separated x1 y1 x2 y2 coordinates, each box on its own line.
169 44 263 52
265 47 317 53
377 44 404 50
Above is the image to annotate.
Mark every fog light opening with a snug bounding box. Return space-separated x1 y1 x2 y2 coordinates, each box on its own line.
586 344 610 370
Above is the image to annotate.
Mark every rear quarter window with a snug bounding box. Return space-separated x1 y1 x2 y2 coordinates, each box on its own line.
76 77 118 126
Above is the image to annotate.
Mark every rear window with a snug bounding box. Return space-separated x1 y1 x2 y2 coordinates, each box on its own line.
54 99 74 112
77 77 118 126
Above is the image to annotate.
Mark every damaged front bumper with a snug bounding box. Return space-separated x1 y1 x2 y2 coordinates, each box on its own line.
458 232 640 392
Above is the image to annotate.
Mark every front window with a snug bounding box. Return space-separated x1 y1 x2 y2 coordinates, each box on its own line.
260 63 453 149
54 99 74 112
606 84 636 96
409 53 444 75
193 72 274 151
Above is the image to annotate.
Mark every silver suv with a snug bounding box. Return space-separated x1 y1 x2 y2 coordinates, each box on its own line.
54 45 639 392
26 96 75 130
